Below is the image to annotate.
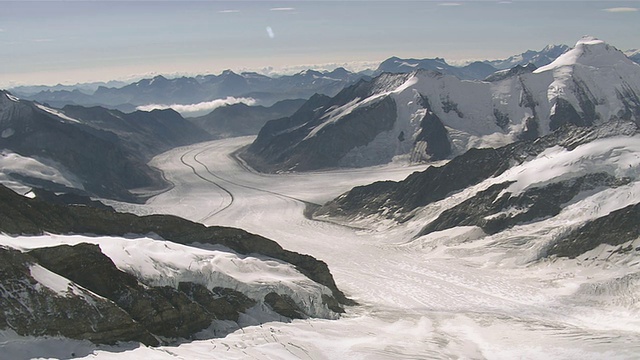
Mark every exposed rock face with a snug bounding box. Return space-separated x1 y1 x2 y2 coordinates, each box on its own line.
0 184 351 308
0 247 159 346
413 107 452 161
316 121 638 223
317 120 640 261
485 63 538 82
548 202 640 258
178 283 255 322
0 183 354 344
418 173 629 236
264 292 307 319
29 244 212 340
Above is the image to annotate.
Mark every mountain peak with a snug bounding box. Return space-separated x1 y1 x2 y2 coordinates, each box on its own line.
576 35 605 46
535 36 627 73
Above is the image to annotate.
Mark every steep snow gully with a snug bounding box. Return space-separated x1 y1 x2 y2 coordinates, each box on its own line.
18 136 639 359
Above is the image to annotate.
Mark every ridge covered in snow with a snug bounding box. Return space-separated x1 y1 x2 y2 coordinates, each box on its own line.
244 37 640 172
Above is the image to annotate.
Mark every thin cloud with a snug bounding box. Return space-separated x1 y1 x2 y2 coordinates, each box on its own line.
0 28 4 32
218 9 240 13
438 2 463 6
136 97 257 115
602 7 638 13
270 7 295 11
266 26 275 39
32 38 53 43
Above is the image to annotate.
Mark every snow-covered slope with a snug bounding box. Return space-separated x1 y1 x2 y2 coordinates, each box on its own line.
244 37 640 172
317 119 640 265
0 181 347 346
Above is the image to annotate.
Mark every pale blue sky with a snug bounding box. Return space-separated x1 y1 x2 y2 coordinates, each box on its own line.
1 1 639 87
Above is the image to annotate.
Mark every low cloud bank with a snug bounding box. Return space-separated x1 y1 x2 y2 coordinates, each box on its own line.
137 96 257 115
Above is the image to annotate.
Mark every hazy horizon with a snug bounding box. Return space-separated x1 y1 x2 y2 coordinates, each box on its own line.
2 0 639 88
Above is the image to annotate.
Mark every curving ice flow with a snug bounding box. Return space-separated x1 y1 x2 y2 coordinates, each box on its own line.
28 136 627 359
3 136 635 359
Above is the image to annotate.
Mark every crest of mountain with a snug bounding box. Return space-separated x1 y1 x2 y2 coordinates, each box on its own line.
0 184 350 345
625 49 640 65
61 105 211 157
0 92 211 201
10 80 128 97
376 56 498 80
17 69 365 111
189 98 306 138
315 119 640 261
242 37 640 173
484 44 571 70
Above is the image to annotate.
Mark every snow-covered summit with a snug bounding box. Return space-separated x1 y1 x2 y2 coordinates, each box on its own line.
535 36 632 73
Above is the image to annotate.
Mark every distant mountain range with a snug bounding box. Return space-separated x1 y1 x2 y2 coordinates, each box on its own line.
241 37 640 172
12 68 365 113
14 43 640 116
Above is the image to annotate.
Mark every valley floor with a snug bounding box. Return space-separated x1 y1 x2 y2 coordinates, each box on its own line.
7 137 640 359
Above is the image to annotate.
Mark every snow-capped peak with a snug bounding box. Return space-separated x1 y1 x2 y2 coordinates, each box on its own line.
576 35 605 46
534 36 628 73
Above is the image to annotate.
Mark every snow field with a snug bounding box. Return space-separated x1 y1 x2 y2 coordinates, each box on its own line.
80 136 640 358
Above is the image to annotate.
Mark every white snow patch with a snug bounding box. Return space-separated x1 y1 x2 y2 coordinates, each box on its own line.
0 150 84 192
1 128 14 138
34 104 82 124
496 135 640 196
6 93 19 102
29 264 72 296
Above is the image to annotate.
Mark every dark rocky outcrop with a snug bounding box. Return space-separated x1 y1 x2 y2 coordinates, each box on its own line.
0 247 159 346
28 244 212 340
550 98 593 131
316 122 638 222
414 109 452 161
264 292 307 320
418 173 629 236
549 202 640 258
0 184 352 307
178 283 255 322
